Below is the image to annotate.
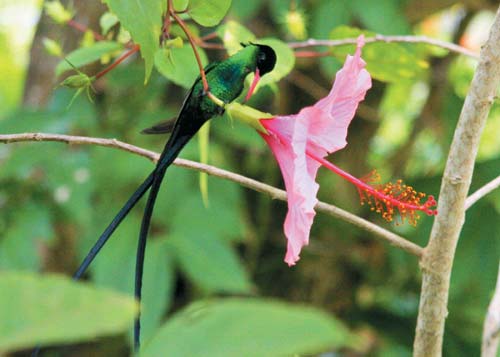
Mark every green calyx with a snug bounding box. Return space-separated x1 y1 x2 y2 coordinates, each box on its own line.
226 102 273 134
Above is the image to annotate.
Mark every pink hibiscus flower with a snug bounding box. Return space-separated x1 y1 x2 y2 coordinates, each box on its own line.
259 36 437 266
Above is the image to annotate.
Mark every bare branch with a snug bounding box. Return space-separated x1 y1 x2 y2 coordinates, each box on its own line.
289 34 479 60
0 132 423 258
482 262 500 357
414 6 500 357
466 175 500 210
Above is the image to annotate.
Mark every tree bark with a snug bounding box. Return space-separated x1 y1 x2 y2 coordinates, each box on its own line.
482 262 500 357
22 0 106 107
413 6 500 357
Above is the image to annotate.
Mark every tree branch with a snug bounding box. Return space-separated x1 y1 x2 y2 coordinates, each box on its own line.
482 261 500 357
289 34 479 60
413 6 500 357
465 175 500 210
0 132 423 258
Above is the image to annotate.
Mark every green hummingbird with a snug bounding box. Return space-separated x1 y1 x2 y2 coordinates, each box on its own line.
72 43 277 350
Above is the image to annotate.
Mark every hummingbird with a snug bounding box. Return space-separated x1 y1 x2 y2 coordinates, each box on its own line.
71 43 277 350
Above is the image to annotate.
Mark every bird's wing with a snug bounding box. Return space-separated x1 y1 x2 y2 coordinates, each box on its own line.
141 117 176 135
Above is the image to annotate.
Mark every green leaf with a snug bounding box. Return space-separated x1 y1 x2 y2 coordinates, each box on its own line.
103 0 166 82
330 26 428 83
167 229 251 293
311 0 351 39
254 38 295 87
100 12 119 35
44 0 73 24
0 272 137 352
154 45 208 88
188 0 231 27
43 37 63 57
55 41 123 76
350 0 410 34
228 0 263 21
91 224 175 344
141 299 357 357
173 0 189 12
0 203 54 272
169 178 245 241
198 121 210 207
60 73 93 88
216 20 256 55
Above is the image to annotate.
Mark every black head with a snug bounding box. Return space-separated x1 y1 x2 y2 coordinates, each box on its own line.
255 44 276 76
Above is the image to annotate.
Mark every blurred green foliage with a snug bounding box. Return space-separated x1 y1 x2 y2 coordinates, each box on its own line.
1 0 499 356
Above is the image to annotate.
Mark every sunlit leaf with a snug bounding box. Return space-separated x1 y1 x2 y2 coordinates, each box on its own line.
103 0 166 82
188 0 231 27
141 299 357 357
43 37 63 57
0 272 137 352
55 41 123 76
217 20 256 55
44 0 73 24
173 0 189 12
100 12 119 35
154 45 208 88
330 26 428 82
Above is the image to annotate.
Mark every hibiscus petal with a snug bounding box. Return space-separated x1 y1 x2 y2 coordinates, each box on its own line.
260 117 320 266
308 35 372 156
259 35 372 266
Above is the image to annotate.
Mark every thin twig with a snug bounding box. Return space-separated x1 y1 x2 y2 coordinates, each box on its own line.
465 175 500 210
414 6 500 357
200 32 218 41
94 44 140 79
294 50 331 58
162 0 172 44
170 11 209 92
289 35 479 60
0 132 423 258
197 42 225 50
67 19 105 41
286 70 329 100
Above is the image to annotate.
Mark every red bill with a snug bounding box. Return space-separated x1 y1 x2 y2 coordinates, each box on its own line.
245 68 261 102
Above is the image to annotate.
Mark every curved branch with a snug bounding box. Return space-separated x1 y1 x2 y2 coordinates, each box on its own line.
465 175 500 210
289 34 479 60
0 132 423 258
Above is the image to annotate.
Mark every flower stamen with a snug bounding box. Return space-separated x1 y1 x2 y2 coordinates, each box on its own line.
305 151 438 226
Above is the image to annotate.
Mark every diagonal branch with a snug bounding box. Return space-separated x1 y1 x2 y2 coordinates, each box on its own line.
289 34 479 59
414 6 500 357
0 132 423 258
465 175 500 210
